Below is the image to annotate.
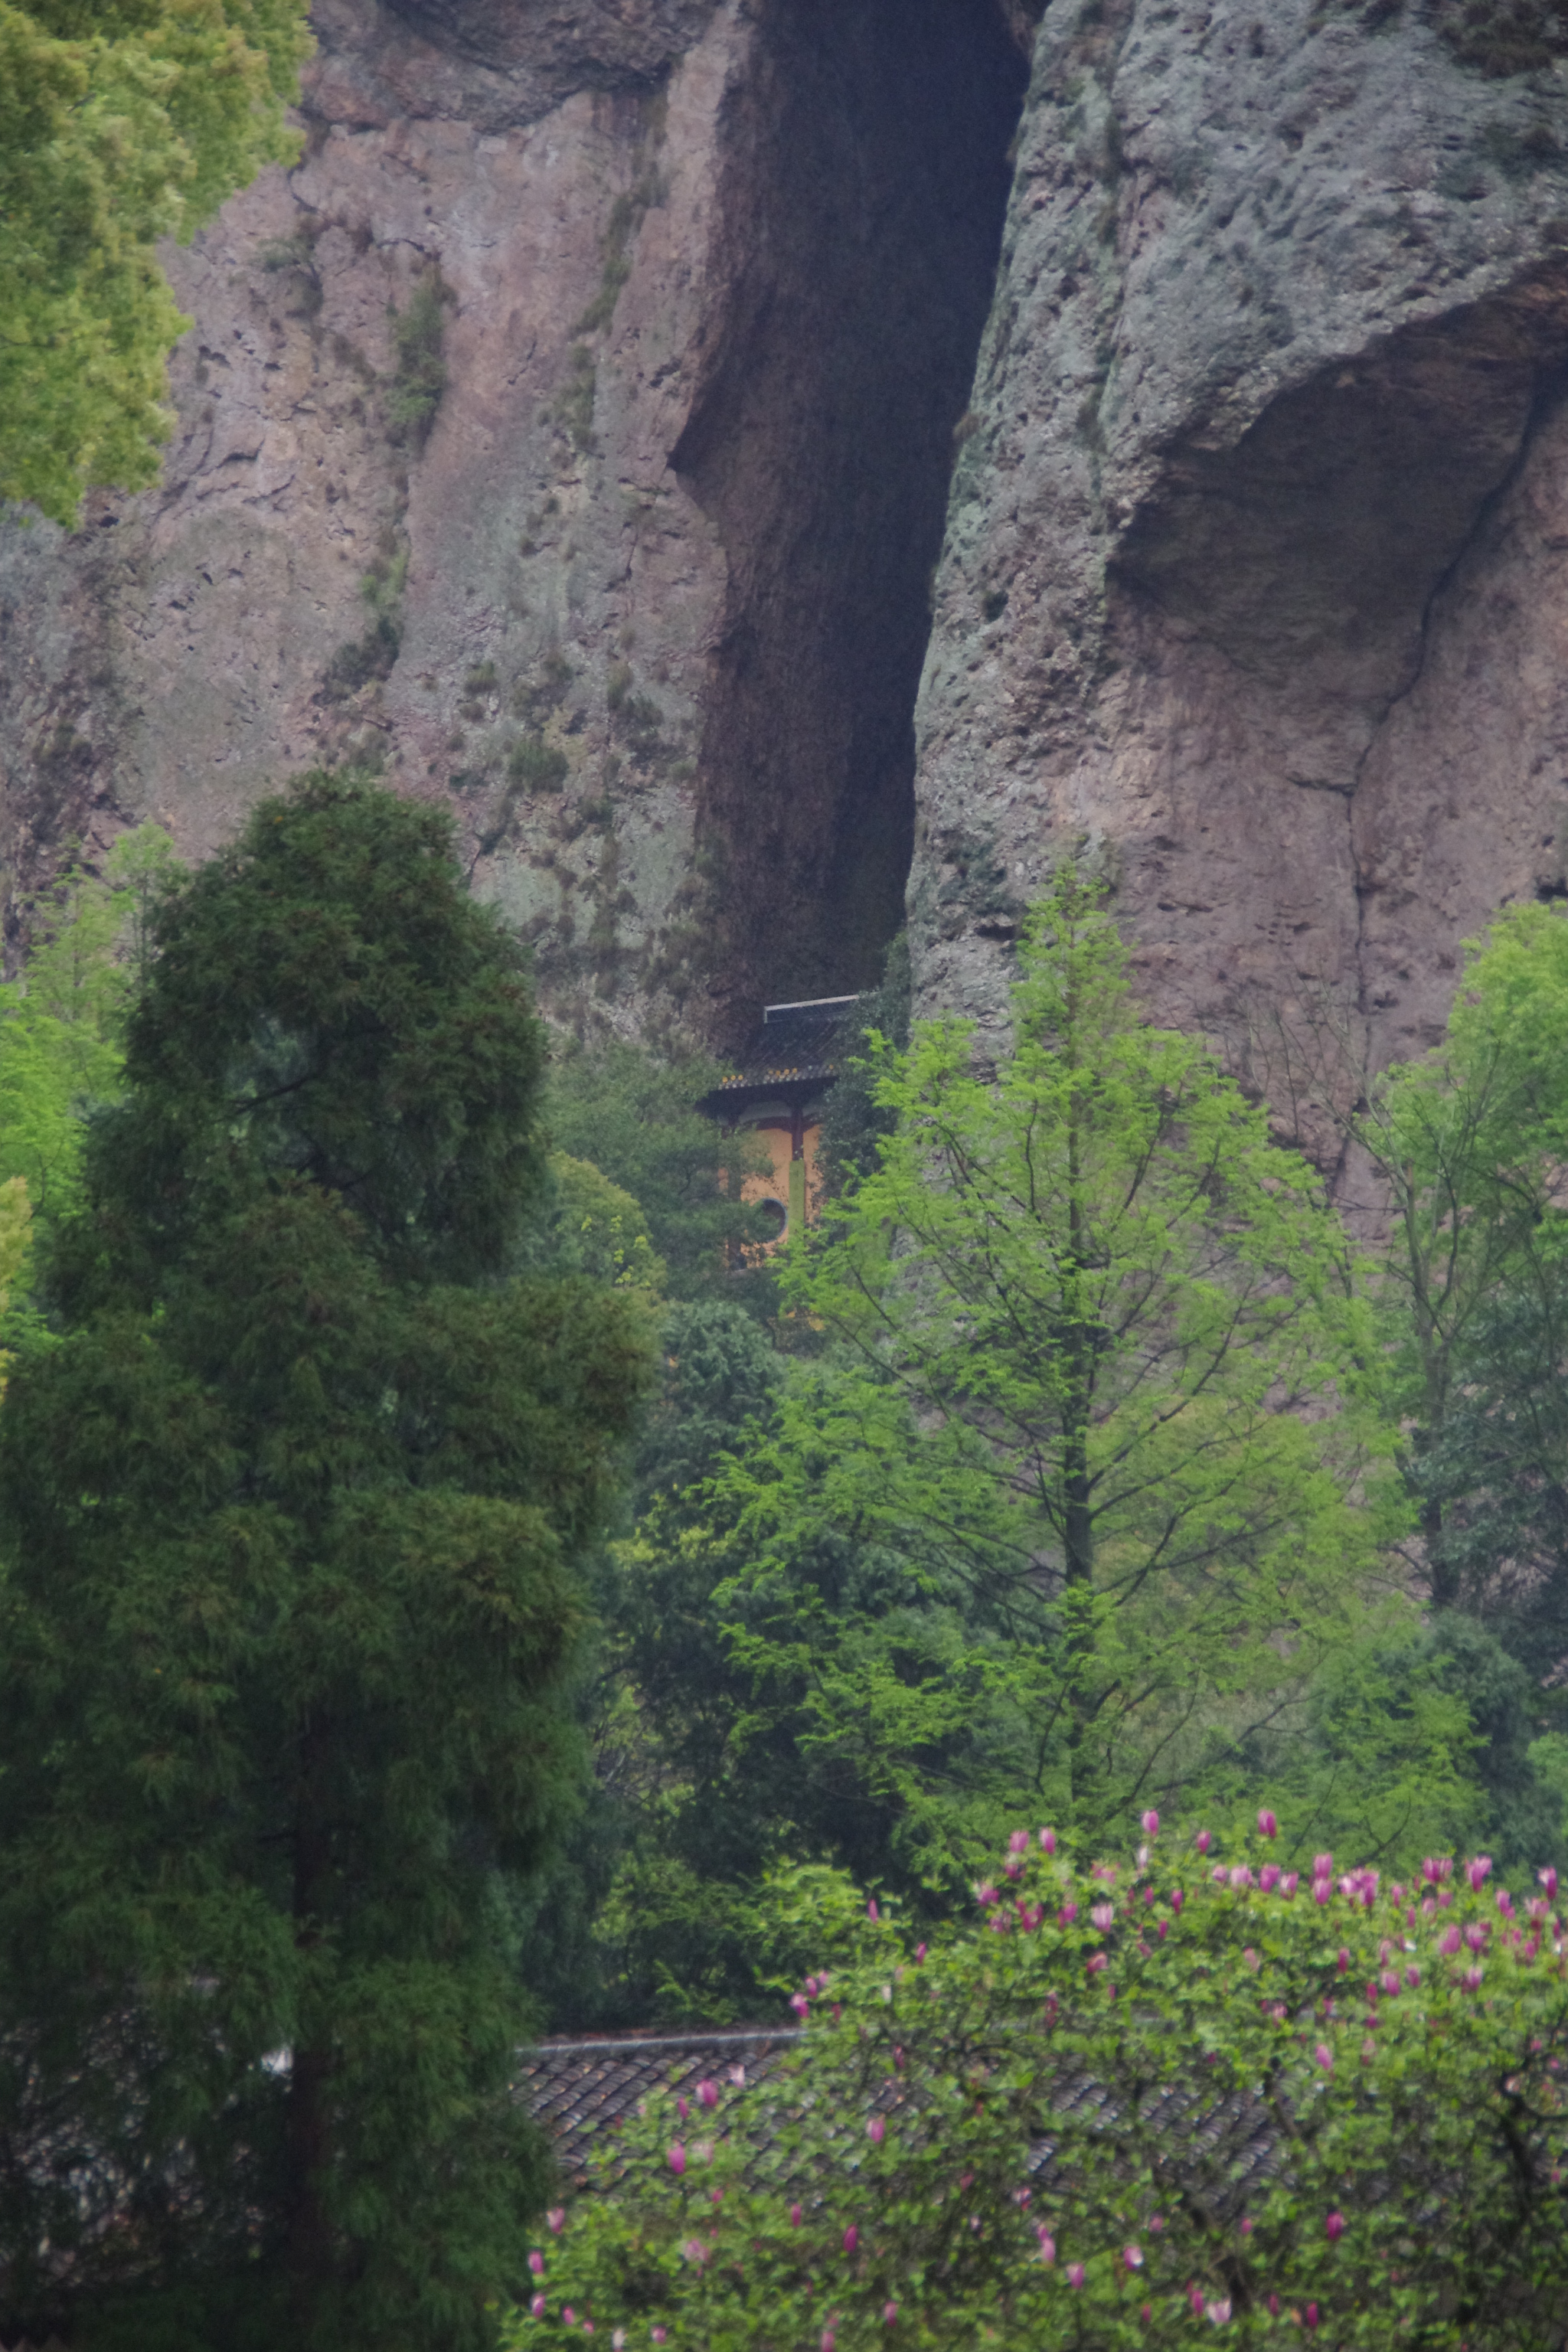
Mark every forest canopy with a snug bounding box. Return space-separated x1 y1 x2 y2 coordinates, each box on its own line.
3 827 1568 2347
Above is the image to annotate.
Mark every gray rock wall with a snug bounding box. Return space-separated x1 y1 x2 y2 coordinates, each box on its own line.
910 0 1568 1151
0 0 1026 1044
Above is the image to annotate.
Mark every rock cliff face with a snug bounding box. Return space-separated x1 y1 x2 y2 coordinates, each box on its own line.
8 0 1568 1101
910 0 1568 1148
0 0 1027 1038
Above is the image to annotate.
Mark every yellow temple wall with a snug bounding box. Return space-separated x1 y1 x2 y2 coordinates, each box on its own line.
739 1118 824 1246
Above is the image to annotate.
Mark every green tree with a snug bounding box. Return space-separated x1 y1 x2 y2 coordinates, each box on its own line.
721 874 1404 1852
0 776 653 2350
542 1034 772 1305
815 927 912 1200
509 1299 791 2032
2 1 312 523
0 823 180 1237
1281 901 1568 1611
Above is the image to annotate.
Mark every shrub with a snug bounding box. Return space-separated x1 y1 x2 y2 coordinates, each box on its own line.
508 736 570 794
505 1816 1568 2351
387 268 450 452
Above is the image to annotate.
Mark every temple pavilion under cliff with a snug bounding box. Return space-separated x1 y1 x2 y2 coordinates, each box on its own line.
697 995 867 1244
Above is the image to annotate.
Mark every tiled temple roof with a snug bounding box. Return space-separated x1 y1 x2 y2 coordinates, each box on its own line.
520 2027 803 2186
701 997 870 1102
520 2027 1281 2207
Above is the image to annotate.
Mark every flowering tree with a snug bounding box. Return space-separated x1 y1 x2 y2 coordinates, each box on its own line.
505 1815 1568 2350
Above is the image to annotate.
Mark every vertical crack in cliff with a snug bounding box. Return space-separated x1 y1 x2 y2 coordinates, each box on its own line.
671 0 1030 1037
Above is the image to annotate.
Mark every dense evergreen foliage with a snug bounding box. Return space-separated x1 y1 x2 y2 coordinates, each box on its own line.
0 779 652 2350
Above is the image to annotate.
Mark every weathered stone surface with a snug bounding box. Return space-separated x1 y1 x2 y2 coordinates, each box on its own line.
910 0 1568 1147
0 0 1027 1043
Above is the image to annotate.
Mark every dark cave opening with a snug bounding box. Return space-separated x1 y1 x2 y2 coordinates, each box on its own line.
672 0 1031 1038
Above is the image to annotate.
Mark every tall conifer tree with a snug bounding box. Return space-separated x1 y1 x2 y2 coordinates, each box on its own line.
0 776 652 2351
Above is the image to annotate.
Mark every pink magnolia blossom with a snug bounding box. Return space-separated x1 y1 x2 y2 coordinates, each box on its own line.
1142 1808 1160 1836
1305 2305 1319 2331
1230 1866 1253 1891
531 2298 547 2321
1037 2228 1056 2264
1067 2263 1086 2288
1125 2243 1144 2269
883 2304 898 2325
1268 2298 1280 2318
821 2333 835 2352
1091 1902 1115 1929
1040 1827 1057 1853
1314 1852 1334 1877
1315 2042 1334 2069
867 1899 879 1922
1189 2290 1206 2317
697 2079 718 2109
677 2097 690 2121
667 2143 686 2176
728 2065 746 2087
1465 1922 1488 1952
1211 1865 1228 1885
1313 1877 1332 1907
867 2115 886 2145
1540 1866 1560 1900
1462 1965 1485 1991
563 2310 576 2327
1195 1830 1213 1854
1205 2299 1233 2324
915 1943 927 1962
1439 1925 1462 1955
1497 1890 1515 1917
1336 1948 1351 1972
652 2334 667 2346
1282 1872 1299 1896
790 1994 809 2018
1086 1952 1109 1975
1259 1864 1281 1893
1380 1970 1401 1997
528 2252 545 2277
1004 1857 1024 1882
1405 1965 1421 1990
1467 1855 1494 1891
1325 2213 1345 2241
975 1883 1000 1908
1008 1829 1030 1853
1058 1902 1079 1926
1258 1808 1278 1840
791 2203 803 2227
1240 2219 1253 2237
844 2226 859 2255
547 2209 566 2235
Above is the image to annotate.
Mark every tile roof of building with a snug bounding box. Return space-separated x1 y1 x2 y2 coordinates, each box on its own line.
520 2028 803 2186
521 2027 1282 2208
703 996 870 1099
